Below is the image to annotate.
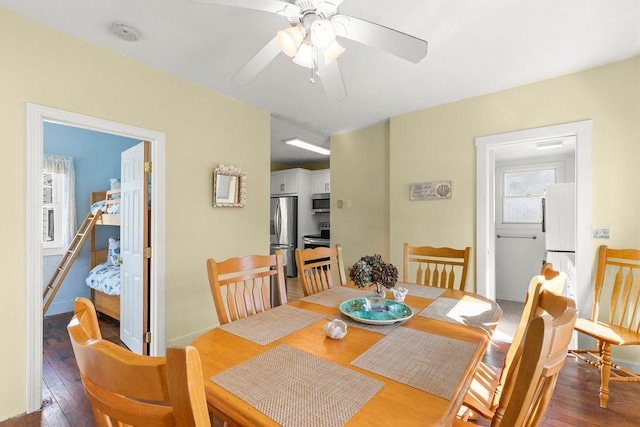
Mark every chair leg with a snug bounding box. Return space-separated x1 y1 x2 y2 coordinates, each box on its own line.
599 341 611 408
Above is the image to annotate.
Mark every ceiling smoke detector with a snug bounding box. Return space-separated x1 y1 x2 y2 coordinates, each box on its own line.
110 22 141 42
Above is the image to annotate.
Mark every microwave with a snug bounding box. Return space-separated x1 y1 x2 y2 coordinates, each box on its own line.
312 193 330 213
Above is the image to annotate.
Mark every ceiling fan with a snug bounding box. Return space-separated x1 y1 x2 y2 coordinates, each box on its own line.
190 0 428 102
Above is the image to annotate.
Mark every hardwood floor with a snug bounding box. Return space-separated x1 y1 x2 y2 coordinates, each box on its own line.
3 281 638 426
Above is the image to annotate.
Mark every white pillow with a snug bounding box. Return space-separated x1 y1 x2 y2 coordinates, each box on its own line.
110 178 121 199
107 237 121 266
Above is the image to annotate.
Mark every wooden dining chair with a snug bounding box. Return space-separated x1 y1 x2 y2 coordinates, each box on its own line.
460 271 576 423
455 304 577 427
539 262 567 294
206 250 287 325
67 297 211 427
295 244 347 296
568 245 640 408
402 243 471 291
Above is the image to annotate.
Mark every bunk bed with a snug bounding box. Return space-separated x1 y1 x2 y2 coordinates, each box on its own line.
88 189 121 320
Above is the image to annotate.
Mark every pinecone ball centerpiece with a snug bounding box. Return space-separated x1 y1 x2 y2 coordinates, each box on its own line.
350 254 398 310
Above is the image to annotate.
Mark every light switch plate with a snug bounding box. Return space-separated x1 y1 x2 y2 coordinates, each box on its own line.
337 200 343 208
592 226 610 239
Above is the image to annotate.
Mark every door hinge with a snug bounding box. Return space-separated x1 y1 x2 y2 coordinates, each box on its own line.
144 247 152 258
144 161 152 173
144 331 151 343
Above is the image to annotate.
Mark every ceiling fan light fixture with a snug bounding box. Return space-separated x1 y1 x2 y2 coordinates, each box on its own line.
310 19 336 49
277 26 305 57
293 43 315 68
322 40 345 64
283 138 330 155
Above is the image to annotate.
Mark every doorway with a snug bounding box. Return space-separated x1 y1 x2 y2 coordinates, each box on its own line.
475 120 592 313
25 104 166 413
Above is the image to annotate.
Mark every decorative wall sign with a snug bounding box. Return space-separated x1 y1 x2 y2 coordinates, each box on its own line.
409 180 452 201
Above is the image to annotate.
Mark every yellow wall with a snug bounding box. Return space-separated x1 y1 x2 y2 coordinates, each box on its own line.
389 57 639 279
0 8 270 420
331 123 391 268
332 57 640 365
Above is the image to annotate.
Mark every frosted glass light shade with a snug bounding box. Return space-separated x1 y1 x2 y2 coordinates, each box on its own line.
276 26 305 57
322 40 345 64
310 20 336 50
293 43 315 68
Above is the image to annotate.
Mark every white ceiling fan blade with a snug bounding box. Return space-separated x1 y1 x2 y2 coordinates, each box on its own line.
335 15 428 63
188 0 291 14
232 37 282 86
317 52 347 102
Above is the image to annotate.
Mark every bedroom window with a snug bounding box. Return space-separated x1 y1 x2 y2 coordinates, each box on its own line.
42 154 76 254
497 162 563 226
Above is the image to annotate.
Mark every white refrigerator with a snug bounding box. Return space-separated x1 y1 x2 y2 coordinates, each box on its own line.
543 182 577 348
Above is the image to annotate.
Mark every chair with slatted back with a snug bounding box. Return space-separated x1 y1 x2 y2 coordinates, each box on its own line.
295 244 347 296
402 243 471 291
206 250 287 325
456 285 577 426
460 268 573 423
67 297 211 427
569 245 640 408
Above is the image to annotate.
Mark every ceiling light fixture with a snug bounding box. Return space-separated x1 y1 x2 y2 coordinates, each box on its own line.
275 0 345 83
283 138 330 155
536 140 564 150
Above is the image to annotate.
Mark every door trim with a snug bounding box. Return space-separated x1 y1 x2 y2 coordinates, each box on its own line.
25 104 166 412
475 120 592 303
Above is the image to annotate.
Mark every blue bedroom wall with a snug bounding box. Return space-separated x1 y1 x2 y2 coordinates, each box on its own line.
43 122 139 316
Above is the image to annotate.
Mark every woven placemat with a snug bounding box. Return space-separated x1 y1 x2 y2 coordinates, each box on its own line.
351 327 476 400
212 344 384 427
400 283 447 299
219 305 325 345
418 297 499 330
301 287 365 308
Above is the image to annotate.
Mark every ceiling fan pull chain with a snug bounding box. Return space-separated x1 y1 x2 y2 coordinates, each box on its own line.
310 45 317 84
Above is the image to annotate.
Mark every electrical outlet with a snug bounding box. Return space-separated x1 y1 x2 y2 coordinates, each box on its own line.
592 226 610 239
337 200 343 208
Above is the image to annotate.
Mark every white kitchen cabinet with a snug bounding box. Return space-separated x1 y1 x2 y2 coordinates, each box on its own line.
311 169 330 194
270 169 300 195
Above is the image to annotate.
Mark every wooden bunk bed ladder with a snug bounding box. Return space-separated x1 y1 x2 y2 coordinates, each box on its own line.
43 210 103 314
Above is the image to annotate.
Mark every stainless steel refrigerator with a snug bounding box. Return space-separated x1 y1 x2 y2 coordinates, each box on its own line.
270 196 297 278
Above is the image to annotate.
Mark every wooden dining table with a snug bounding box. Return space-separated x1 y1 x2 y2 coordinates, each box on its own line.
191 283 502 426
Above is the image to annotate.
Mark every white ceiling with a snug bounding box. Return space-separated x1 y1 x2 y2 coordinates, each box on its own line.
2 0 638 164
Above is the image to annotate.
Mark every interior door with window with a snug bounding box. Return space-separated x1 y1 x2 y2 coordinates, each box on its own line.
119 141 149 354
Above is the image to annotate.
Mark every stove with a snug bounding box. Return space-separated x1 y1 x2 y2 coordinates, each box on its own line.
303 222 330 248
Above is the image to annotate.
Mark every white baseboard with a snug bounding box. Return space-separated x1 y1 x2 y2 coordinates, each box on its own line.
613 357 640 375
167 325 216 348
45 299 75 317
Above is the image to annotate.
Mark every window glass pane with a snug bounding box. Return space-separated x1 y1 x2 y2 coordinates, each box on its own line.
504 169 555 197
43 207 55 242
43 173 53 204
503 197 542 223
502 168 556 224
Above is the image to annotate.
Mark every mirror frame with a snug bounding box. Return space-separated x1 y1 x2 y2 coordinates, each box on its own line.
213 164 246 208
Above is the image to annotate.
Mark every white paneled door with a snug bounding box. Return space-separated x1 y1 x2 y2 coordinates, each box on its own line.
120 141 150 354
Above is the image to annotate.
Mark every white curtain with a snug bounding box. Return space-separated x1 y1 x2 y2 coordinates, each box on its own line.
43 154 76 248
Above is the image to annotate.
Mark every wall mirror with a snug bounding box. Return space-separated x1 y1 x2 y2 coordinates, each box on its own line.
213 165 246 207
